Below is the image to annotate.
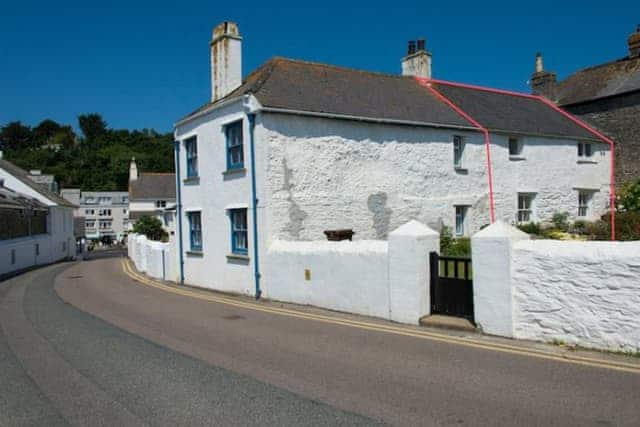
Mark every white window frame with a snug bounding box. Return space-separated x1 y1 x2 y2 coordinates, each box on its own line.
578 190 593 217
578 142 593 158
517 193 536 223
453 135 464 169
455 206 468 236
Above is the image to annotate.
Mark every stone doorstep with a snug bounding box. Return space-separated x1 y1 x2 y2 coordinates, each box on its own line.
419 314 477 332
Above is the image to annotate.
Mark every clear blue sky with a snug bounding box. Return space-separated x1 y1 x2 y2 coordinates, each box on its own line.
1 0 637 133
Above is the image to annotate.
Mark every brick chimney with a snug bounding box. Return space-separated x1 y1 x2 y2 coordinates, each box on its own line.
629 25 640 58
402 38 432 79
210 21 242 102
530 52 557 100
129 157 138 182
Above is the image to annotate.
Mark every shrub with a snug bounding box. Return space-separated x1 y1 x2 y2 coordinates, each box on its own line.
440 225 471 257
132 215 168 242
551 211 570 232
571 219 588 234
516 222 542 235
618 179 640 212
582 211 640 241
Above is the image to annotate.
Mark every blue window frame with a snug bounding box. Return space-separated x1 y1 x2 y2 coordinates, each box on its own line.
225 121 244 170
185 136 198 178
188 212 202 251
230 208 248 255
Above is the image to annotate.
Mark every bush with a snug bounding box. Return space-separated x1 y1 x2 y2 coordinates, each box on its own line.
440 225 471 257
516 222 542 235
618 179 640 212
579 211 640 241
132 215 168 241
551 211 570 232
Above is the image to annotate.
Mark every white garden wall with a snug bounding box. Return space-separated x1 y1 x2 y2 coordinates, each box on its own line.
473 222 640 352
127 233 172 281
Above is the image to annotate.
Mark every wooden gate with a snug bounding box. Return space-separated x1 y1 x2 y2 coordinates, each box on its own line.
429 252 474 322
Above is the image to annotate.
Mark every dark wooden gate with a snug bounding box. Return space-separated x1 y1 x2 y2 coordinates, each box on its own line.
429 252 474 322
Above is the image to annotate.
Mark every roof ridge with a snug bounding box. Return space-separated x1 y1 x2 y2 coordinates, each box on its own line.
564 55 639 78
270 56 410 80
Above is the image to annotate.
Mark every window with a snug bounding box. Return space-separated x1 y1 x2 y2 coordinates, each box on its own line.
85 197 95 204
455 206 467 236
122 196 129 204
508 137 522 156
99 220 112 230
86 220 96 228
453 135 464 168
230 208 248 255
185 136 198 178
98 196 112 205
85 209 95 215
578 191 593 217
578 142 592 158
156 200 166 209
226 121 244 170
123 209 127 214
188 212 202 251
98 209 111 216
517 193 535 223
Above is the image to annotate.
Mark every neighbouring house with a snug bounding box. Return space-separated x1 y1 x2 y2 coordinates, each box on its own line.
60 189 129 243
531 25 640 184
170 21 613 296
127 158 176 234
0 157 76 276
27 169 59 193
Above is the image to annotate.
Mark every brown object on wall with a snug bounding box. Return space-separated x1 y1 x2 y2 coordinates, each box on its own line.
324 229 355 241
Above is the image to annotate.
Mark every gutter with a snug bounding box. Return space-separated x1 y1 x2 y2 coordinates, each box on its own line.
247 114 262 299
173 140 185 284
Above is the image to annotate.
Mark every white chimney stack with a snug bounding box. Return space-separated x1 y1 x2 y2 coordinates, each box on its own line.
211 21 242 102
401 38 432 79
129 157 138 182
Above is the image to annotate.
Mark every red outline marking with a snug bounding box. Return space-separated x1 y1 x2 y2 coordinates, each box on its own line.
415 77 496 223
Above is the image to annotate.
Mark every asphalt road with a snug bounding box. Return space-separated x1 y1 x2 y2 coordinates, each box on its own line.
0 251 638 426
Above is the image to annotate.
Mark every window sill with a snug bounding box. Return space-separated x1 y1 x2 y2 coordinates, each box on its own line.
183 176 200 184
454 167 468 174
222 168 247 178
186 250 203 257
226 253 250 262
509 155 526 161
577 159 597 164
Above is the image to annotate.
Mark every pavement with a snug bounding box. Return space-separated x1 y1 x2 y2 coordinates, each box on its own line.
1 250 639 426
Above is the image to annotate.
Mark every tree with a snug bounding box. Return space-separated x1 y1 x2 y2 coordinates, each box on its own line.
0 121 32 150
33 119 62 144
132 216 168 241
618 179 640 212
78 113 108 143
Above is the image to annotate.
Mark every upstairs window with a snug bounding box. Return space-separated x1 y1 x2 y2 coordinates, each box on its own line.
578 142 592 158
508 137 522 156
453 135 464 168
230 208 248 255
185 136 198 178
156 200 166 209
188 212 202 252
226 121 244 170
578 191 593 217
517 193 535 223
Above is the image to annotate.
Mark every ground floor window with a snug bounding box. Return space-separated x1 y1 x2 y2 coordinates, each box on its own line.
578 191 593 217
455 206 468 236
230 208 248 255
188 212 202 251
517 193 535 223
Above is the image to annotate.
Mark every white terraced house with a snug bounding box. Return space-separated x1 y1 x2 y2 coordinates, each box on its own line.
172 22 613 297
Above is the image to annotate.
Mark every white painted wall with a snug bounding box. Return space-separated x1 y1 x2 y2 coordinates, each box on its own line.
472 222 640 352
128 233 173 281
512 239 640 352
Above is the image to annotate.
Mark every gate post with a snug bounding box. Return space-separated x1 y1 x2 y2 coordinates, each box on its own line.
471 221 529 336
388 220 439 325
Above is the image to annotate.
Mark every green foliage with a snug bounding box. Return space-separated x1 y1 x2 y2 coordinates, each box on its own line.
571 211 640 241
132 216 168 242
1 114 173 191
551 211 570 232
440 225 471 257
516 222 542 235
618 179 640 212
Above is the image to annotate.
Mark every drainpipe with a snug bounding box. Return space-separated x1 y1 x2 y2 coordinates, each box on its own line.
248 113 262 299
174 140 185 284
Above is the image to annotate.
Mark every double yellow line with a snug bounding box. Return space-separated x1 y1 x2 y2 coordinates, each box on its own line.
121 259 640 374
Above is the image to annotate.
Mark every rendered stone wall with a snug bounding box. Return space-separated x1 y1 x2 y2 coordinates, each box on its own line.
512 240 640 351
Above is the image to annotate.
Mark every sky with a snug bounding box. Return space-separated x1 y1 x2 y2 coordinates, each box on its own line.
1 0 638 133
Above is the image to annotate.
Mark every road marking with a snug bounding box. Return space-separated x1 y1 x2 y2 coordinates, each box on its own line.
120 259 640 374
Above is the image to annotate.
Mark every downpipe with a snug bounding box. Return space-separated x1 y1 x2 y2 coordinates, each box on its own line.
248 114 262 299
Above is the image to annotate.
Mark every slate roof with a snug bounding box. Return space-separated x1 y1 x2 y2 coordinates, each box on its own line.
180 57 600 141
432 83 597 140
129 173 176 201
555 56 640 106
0 186 48 211
0 159 76 207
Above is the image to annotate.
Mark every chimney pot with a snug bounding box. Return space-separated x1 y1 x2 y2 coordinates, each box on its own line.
417 38 425 51
407 40 416 55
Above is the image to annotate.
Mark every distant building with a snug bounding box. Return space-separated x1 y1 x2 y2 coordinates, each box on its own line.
26 169 58 193
127 158 175 233
531 25 640 184
0 158 76 276
60 189 129 243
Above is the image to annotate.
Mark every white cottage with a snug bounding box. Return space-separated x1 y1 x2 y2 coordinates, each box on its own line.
173 22 613 297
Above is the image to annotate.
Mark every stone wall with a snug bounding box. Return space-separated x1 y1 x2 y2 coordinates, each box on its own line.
566 91 640 185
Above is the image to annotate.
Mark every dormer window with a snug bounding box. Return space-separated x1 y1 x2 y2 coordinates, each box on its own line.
578 142 592 158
